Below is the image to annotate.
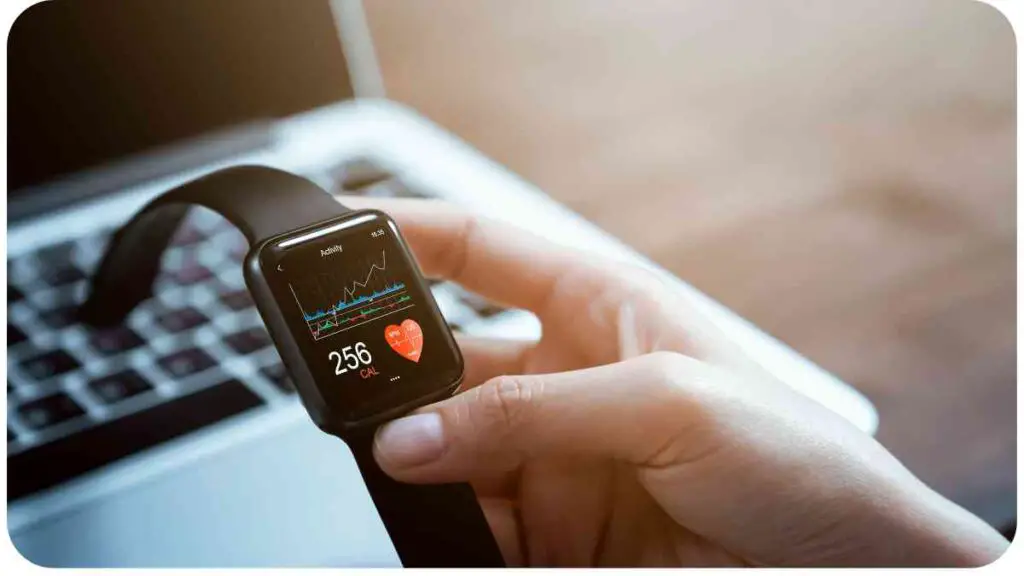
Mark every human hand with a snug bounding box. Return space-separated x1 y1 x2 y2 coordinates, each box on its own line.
346 197 1008 567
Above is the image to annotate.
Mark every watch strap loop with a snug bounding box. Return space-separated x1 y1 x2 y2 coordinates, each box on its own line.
79 165 347 326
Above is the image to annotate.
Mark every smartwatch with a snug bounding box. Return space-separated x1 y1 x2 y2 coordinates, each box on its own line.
79 165 505 567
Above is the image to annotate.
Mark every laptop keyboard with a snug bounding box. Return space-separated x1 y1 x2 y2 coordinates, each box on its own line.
6 164 509 500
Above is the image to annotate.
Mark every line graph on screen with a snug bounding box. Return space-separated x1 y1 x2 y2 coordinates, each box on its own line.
289 249 415 340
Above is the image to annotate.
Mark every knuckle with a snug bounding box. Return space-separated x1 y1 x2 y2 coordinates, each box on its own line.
637 351 723 399
447 212 483 282
641 351 700 385
632 352 724 467
422 207 481 282
481 375 539 431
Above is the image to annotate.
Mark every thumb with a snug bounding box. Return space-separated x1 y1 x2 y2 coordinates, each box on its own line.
373 352 714 483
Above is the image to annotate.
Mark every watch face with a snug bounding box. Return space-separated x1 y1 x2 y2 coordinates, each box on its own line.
259 211 463 425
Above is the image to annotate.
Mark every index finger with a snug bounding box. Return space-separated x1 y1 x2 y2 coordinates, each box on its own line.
340 196 598 317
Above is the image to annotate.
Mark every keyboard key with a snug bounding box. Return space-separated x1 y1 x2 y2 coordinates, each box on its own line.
88 370 154 404
223 326 271 355
455 289 507 318
8 324 28 346
170 224 207 247
20 349 81 380
331 158 393 191
470 301 507 318
17 392 86 429
8 285 25 303
358 178 430 199
35 241 78 264
218 288 254 311
8 379 263 500
37 264 87 287
260 363 294 394
158 348 216 379
89 326 147 355
155 307 209 333
39 304 80 329
227 247 247 262
169 262 215 285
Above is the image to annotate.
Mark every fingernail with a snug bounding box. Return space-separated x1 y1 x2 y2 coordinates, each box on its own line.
375 412 445 468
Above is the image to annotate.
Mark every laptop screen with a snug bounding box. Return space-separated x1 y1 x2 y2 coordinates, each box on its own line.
7 0 354 193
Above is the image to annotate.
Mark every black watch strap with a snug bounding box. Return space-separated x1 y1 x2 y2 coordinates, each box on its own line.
79 165 349 326
349 429 506 567
80 165 505 567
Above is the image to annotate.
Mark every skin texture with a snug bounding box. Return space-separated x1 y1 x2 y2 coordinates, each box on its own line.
342 196 1009 567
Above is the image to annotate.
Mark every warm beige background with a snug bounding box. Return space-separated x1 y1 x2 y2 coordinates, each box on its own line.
365 0 1016 527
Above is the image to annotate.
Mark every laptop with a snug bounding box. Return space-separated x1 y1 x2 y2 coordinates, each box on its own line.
5 0 879 567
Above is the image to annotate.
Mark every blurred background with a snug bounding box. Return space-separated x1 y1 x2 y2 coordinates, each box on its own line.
365 0 1016 530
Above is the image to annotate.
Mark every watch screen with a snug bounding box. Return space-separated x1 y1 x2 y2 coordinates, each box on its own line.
262 211 462 424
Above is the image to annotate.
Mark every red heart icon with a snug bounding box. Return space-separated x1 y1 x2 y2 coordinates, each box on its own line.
384 319 423 363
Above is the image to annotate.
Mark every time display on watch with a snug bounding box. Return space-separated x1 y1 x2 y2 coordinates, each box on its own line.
263 211 463 425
